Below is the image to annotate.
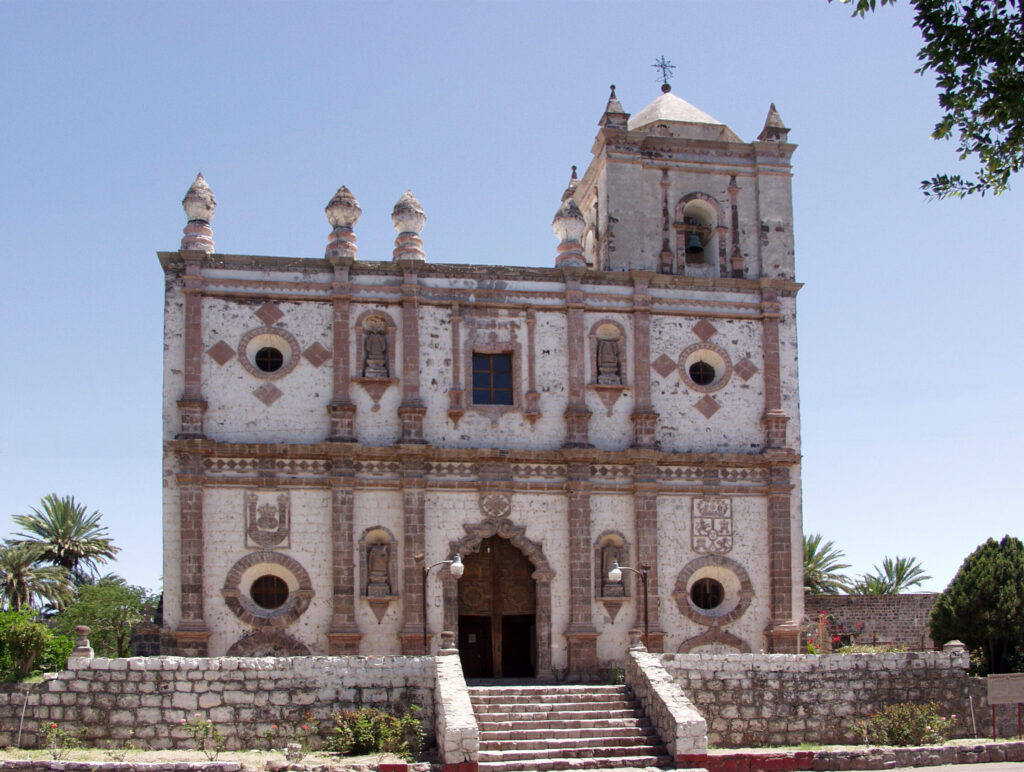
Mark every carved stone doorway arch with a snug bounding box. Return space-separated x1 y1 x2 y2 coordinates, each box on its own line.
445 519 554 679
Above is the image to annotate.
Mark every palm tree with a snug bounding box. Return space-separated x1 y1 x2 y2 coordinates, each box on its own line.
12 494 119 582
0 540 74 611
851 555 930 595
803 533 852 594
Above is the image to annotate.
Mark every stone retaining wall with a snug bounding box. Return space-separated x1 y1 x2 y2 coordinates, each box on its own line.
661 650 971 747
624 649 707 759
0 656 435 751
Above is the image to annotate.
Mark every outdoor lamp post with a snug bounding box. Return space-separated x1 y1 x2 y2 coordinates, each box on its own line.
608 561 650 649
419 553 464 653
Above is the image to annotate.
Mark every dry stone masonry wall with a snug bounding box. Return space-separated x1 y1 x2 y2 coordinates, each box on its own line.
661 650 972 747
0 656 435 751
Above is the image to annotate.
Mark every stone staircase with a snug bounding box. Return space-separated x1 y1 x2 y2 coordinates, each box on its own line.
469 683 673 772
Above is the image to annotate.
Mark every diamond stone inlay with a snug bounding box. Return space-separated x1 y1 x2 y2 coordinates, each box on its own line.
734 357 759 382
207 340 235 366
253 382 283 406
651 354 677 379
692 319 717 341
303 342 331 368
254 301 284 326
695 395 720 419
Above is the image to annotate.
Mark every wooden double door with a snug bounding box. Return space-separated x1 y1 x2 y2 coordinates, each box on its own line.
458 536 536 679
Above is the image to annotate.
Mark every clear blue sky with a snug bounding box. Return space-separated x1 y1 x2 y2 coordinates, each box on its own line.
1 1 1020 597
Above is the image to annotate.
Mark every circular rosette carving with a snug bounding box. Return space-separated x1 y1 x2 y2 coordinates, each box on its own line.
480 492 512 519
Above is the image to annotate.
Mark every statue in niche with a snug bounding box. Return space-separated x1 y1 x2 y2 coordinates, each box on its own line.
362 323 389 378
366 542 392 597
596 337 622 385
601 543 625 597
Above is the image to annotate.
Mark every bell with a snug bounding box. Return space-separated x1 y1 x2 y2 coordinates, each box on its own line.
686 234 704 255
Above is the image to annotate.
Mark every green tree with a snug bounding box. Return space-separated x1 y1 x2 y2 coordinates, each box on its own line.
12 494 119 582
0 612 52 678
834 0 1024 197
930 535 1024 674
804 533 852 594
51 576 157 658
0 541 73 612
851 555 931 594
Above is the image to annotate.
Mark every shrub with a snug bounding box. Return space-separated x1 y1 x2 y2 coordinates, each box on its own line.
853 702 956 746
0 616 51 678
181 713 225 761
325 706 423 761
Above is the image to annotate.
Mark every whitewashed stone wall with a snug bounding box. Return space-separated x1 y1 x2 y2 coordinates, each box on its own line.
661 651 971 747
0 656 435 751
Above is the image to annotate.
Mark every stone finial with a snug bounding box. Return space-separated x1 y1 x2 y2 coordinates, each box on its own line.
757 103 790 142
600 84 629 129
552 197 587 268
325 185 361 259
181 173 216 252
392 190 426 262
942 639 967 653
561 165 579 202
628 628 647 651
439 630 458 655
71 625 94 659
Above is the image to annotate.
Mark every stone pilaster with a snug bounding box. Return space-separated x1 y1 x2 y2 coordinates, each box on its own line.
400 457 428 653
565 461 598 675
327 460 360 653
630 272 658 448
327 254 356 442
761 286 790 449
765 463 800 652
399 264 426 443
563 271 591 447
174 451 208 655
633 461 664 652
176 253 207 439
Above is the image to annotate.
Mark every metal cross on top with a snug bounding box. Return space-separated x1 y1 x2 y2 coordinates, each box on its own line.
652 55 676 86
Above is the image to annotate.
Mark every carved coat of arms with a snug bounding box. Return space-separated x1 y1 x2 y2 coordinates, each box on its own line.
692 497 732 554
245 492 290 549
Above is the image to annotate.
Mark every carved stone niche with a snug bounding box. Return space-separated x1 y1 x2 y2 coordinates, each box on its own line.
594 531 631 623
587 321 629 417
352 312 398 411
359 526 399 623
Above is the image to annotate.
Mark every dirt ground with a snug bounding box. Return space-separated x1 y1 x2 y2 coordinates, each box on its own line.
0 748 414 770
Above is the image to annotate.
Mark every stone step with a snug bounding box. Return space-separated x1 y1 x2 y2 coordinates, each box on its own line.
476 753 674 772
475 708 640 722
472 699 639 713
479 746 665 763
469 684 628 694
480 725 656 741
480 734 661 752
471 692 634 705
477 717 650 731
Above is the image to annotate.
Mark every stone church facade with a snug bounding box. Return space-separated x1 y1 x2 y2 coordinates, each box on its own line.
160 85 804 678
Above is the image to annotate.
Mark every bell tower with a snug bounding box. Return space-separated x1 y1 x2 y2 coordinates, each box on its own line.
573 85 797 280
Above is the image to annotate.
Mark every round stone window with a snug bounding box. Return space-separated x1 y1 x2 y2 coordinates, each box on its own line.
679 342 732 393
221 551 314 627
250 574 289 610
674 556 753 626
238 327 300 380
254 347 284 373
690 577 725 610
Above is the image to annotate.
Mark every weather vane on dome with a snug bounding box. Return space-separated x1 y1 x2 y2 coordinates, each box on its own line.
652 56 675 92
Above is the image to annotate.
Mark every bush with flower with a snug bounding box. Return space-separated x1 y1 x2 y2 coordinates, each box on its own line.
853 702 956 746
